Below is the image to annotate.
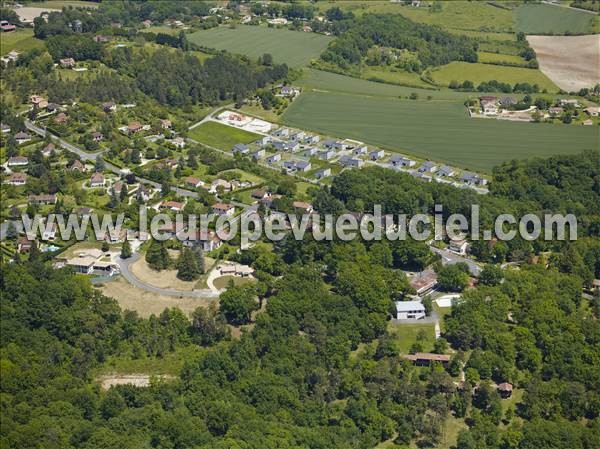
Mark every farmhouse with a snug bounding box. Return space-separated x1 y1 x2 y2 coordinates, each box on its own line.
315 168 331 180
480 96 499 115
14 132 31 144
212 203 235 217
390 155 416 168
89 172 105 188
395 300 426 320
404 353 451 367
7 156 28 167
8 172 27 186
369 150 385 160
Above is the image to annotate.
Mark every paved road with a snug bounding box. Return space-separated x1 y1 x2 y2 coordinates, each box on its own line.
430 246 482 276
115 253 220 298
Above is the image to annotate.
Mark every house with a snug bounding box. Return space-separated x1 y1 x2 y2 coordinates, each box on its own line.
289 131 306 142
354 145 368 156
212 203 235 217
65 256 96 275
102 102 116 112
184 176 204 188
7 156 28 167
395 300 426 320
1 123 10 133
137 184 151 202
127 122 143 134
369 150 385 160
70 160 86 172
142 19 153 27
28 194 57 205
585 106 600 117
480 96 499 115
418 161 438 173
460 171 487 186
261 194 281 209
272 127 289 138
30 95 48 109
319 150 336 161
293 201 313 214
46 103 60 113
60 58 76 68
314 168 331 180
409 270 437 296
437 166 456 177
76 207 93 217
42 143 56 157
8 172 27 185
160 119 172 129
339 156 364 168
89 172 105 188
305 134 320 144
232 143 249 155
296 160 312 172
548 107 563 116
390 155 416 168
497 382 513 399
209 179 232 193
283 160 297 171
558 99 580 108
583 119 593 126
112 181 125 196
404 353 451 367
323 139 346 151
181 230 222 252
266 153 282 164
14 132 31 144
499 97 517 108
93 34 112 43
286 140 300 152
91 132 104 142
55 112 69 124
251 149 266 160
272 141 287 152
170 137 185 149
18 236 34 253
103 228 127 244
280 85 300 97
449 238 469 255
304 147 318 157
256 136 271 146
159 200 184 212
251 188 269 200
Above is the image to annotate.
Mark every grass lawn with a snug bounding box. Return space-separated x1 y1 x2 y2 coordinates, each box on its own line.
362 66 433 89
188 121 260 150
387 321 435 354
0 29 44 55
282 90 599 172
514 3 595 34
30 1 98 8
429 62 559 92
187 25 332 67
219 168 264 184
213 275 256 290
477 51 528 66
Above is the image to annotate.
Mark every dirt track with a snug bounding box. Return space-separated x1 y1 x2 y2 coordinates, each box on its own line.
527 34 600 92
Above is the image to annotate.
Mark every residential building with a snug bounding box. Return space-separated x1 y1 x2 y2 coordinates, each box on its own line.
558 99 580 108
480 96 499 115
256 136 271 146
354 145 368 155
89 172 105 188
60 58 76 68
159 200 184 212
289 131 306 142
314 168 331 180
409 270 437 296
42 143 56 157
232 143 249 154
305 134 320 144
404 353 451 366
251 188 269 200
293 201 313 214
272 127 289 138
251 149 266 160
585 106 600 117
102 102 116 112
304 147 318 157
390 155 416 168
55 112 69 124
418 161 438 173
160 119 172 129
369 149 385 160
7 156 28 167
184 176 204 188
339 156 364 168
70 160 86 172
449 239 469 255
437 166 455 177
170 137 185 149
319 150 335 161
286 140 300 152
18 236 34 253
460 171 487 186
280 86 300 97
209 179 232 193
395 300 426 320
497 383 513 399
181 230 222 252
499 97 517 108
548 107 563 116
266 153 282 164
296 160 312 172
14 132 31 144
46 103 60 112
1 123 10 133
91 132 104 142
283 160 297 171
28 194 57 205
212 203 235 217
8 172 27 185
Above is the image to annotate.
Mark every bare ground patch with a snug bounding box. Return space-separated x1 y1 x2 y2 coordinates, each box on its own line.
98 374 175 390
527 34 600 92
130 257 196 291
97 277 215 317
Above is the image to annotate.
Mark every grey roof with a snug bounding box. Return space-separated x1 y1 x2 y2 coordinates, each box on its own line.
395 301 425 312
296 160 311 169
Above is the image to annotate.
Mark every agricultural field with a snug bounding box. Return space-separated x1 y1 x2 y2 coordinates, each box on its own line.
477 51 528 66
361 66 433 89
187 25 332 67
0 29 44 55
283 90 599 171
514 3 596 34
429 62 560 92
188 121 260 150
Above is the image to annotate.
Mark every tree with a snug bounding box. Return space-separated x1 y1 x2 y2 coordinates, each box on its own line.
219 284 258 325
193 246 206 274
190 304 230 346
6 221 18 240
145 240 171 270
437 263 470 292
120 240 132 259
479 265 503 286
177 247 201 281
94 155 105 171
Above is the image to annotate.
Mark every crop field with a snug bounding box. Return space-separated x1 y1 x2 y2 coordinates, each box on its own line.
283 91 599 171
429 62 559 92
362 66 432 89
0 29 44 55
187 25 332 67
514 3 595 34
188 121 260 150
477 51 528 66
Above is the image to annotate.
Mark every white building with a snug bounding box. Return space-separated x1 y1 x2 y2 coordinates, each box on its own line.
395 301 426 320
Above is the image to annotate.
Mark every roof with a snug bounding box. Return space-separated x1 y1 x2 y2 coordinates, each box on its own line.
497 382 513 391
10 172 27 181
14 132 30 139
161 200 184 209
184 176 202 185
293 201 312 210
395 300 425 312
212 202 234 210
90 172 104 183
66 256 97 268
296 160 311 169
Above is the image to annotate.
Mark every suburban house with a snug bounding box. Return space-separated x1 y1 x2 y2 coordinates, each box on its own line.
102 102 117 113
497 383 513 399
127 122 143 134
30 95 48 109
7 156 28 167
437 166 456 177
251 188 269 200
319 150 336 161
449 238 469 255
289 131 306 142
585 106 600 117
418 161 438 173
112 181 125 196
272 127 290 138
395 301 426 320
89 172 105 188
170 137 186 149
548 106 563 116
296 160 312 172
266 153 282 164
460 171 487 186
314 168 331 180
232 143 250 155
91 132 104 142
14 132 31 144
160 119 172 129
28 194 57 205
353 145 368 155
1 123 10 133
293 201 313 214
159 200 184 212
369 149 385 160
18 236 34 253
103 228 127 244
404 353 451 367
212 203 235 217
479 96 499 115
390 155 416 168
42 143 56 157
181 230 222 252
305 134 320 144
184 176 204 188
64 251 117 276
209 179 232 193
256 136 271 146
410 270 438 296
285 140 300 152
339 156 364 168
60 57 76 68
69 160 86 172
8 172 27 186
251 149 266 160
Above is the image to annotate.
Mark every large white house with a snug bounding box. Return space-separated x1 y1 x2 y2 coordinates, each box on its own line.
395 300 426 320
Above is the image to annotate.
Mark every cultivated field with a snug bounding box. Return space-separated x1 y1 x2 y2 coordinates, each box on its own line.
0 29 44 55
283 91 599 171
514 3 595 34
429 62 560 92
527 34 600 92
188 121 260 149
362 66 433 89
188 25 332 67
477 51 528 66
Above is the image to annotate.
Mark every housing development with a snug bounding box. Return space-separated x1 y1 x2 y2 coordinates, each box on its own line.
0 1 599 449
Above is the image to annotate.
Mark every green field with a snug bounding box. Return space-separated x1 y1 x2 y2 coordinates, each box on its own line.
362 66 433 89
477 51 528 66
429 62 559 92
188 121 260 150
514 3 595 34
28 1 98 8
0 29 44 55
187 25 332 67
387 322 435 354
283 91 599 171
